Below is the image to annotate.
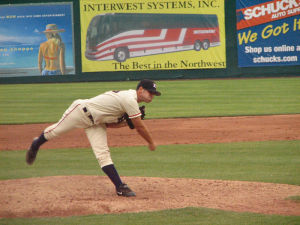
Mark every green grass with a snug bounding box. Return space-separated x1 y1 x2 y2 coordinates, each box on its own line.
1 141 299 185
1 138 299 224
1 78 300 224
1 207 299 225
0 78 300 124
286 196 300 203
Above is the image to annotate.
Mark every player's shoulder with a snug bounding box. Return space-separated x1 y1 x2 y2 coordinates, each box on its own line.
108 89 136 96
121 89 136 95
109 89 137 102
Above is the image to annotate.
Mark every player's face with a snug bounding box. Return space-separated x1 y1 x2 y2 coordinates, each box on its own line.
139 88 155 103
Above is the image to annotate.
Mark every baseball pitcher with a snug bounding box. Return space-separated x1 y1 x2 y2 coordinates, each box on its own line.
26 79 161 197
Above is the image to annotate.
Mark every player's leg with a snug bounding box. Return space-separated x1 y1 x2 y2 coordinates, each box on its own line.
26 100 91 165
26 134 47 165
85 124 136 197
44 100 90 140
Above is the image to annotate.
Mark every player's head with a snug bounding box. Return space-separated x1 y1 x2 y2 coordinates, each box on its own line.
137 79 161 96
136 79 161 103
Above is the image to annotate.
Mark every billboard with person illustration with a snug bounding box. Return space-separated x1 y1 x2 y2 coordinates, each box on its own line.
0 3 74 77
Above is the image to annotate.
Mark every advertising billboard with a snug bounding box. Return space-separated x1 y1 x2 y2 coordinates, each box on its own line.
0 3 75 77
80 0 226 72
236 0 300 67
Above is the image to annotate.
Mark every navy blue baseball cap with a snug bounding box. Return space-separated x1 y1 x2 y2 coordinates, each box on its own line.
137 79 161 96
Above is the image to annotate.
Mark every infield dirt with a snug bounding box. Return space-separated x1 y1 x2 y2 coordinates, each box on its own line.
1 114 300 218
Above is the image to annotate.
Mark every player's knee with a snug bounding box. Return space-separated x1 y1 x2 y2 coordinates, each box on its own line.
95 150 113 168
43 128 57 140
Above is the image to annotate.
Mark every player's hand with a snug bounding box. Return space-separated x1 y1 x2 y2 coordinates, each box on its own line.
148 143 156 151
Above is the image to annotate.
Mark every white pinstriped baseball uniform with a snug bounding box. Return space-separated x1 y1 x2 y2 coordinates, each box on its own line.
44 89 141 167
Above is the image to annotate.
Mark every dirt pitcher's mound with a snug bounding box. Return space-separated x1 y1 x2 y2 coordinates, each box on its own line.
1 175 300 218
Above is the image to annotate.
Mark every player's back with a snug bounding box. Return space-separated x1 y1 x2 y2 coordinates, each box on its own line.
85 89 138 124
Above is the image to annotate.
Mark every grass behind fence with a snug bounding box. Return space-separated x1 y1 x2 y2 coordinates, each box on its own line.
0 77 300 124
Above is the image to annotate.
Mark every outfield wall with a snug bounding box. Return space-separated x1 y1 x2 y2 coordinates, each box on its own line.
0 0 299 84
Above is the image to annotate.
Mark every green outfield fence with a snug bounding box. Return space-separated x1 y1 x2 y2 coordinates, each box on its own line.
0 0 299 84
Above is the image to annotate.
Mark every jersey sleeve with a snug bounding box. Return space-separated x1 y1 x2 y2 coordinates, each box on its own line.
123 98 141 119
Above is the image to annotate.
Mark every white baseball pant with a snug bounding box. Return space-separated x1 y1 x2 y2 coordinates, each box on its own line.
43 99 113 168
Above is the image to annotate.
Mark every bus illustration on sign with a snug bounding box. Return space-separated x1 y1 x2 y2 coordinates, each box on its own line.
85 13 220 62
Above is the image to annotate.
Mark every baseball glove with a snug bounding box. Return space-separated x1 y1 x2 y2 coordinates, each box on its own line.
119 106 146 129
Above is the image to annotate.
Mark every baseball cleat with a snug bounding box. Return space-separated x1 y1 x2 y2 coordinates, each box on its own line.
26 137 40 165
116 183 136 197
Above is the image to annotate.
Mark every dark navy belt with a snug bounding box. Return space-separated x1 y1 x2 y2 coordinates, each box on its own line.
83 107 94 123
